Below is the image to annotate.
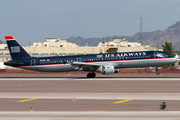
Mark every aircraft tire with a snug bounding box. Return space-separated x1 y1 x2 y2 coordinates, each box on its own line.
87 74 91 78
87 73 96 78
92 73 96 78
156 72 160 75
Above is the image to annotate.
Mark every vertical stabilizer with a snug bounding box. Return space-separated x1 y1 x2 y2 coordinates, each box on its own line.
5 36 31 60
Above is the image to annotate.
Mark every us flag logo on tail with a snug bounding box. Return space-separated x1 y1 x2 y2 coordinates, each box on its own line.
11 46 20 53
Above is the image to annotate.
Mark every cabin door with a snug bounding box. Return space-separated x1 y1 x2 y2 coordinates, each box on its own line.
31 59 36 66
120 56 124 61
119 56 124 65
76 57 81 62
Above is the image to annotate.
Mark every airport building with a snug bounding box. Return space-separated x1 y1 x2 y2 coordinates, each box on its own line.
0 38 164 69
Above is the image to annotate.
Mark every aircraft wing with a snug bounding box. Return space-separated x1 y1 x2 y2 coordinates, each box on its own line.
71 61 100 71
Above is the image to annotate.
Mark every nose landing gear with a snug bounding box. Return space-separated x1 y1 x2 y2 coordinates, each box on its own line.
156 66 160 75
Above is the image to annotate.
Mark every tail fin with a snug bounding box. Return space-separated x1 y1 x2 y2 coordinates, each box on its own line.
5 36 31 60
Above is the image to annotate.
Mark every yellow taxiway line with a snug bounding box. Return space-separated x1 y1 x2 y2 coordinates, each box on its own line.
66 74 71 76
92 110 105 112
17 98 38 102
113 99 132 104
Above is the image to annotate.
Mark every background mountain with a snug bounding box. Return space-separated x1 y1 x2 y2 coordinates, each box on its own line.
68 21 180 50
0 40 6 44
1 21 180 50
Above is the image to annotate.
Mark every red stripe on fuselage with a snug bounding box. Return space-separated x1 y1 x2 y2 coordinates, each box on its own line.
17 57 175 68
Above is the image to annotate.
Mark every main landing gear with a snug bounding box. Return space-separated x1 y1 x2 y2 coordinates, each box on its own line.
87 71 96 78
156 66 160 75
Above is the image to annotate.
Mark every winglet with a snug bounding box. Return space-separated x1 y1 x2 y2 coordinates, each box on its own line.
5 36 15 40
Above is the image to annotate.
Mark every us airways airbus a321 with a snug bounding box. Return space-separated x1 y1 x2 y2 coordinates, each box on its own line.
4 36 177 78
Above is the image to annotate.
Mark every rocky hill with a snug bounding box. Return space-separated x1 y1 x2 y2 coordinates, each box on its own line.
0 40 5 44
68 21 180 50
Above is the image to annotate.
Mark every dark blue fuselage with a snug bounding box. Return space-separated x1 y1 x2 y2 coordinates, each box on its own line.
4 51 176 72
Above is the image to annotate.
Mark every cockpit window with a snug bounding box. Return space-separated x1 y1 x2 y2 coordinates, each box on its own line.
155 52 171 58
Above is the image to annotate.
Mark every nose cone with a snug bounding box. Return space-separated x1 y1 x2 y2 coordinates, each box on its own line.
168 57 177 65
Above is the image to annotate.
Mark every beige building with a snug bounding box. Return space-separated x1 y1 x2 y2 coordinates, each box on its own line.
34 38 78 48
98 38 162 53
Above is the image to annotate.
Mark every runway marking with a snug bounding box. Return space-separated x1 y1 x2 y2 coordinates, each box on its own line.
92 110 105 112
66 74 71 76
17 98 38 102
113 99 132 104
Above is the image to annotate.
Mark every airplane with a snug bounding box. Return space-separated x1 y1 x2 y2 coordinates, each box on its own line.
4 36 177 78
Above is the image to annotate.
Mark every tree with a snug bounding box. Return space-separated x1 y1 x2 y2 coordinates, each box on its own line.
162 42 175 68
162 41 175 56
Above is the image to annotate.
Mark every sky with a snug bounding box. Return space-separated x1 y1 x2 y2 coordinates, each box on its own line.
0 0 180 46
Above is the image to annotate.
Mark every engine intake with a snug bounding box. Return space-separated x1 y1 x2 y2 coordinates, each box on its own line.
99 65 118 74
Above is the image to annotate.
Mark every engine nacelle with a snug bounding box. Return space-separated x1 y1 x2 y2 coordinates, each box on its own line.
99 65 115 74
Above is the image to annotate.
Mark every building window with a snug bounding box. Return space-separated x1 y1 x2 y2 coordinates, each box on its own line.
32 53 39 55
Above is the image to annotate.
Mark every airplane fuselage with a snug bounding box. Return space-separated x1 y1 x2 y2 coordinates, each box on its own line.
5 51 177 72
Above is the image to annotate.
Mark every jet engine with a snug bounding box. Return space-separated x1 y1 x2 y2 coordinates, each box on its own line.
99 65 119 74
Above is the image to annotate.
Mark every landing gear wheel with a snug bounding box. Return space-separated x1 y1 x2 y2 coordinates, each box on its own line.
87 73 91 78
155 66 160 75
156 72 160 75
92 72 96 78
87 72 96 78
